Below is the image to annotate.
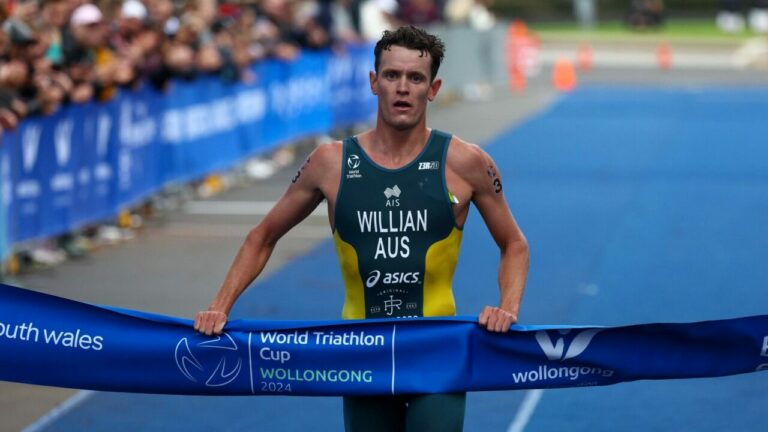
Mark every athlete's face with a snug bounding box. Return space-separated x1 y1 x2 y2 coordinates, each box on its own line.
371 45 442 131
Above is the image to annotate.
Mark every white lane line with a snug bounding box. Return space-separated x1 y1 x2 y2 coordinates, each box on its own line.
507 389 544 432
391 325 397 395
185 201 327 216
22 390 95 432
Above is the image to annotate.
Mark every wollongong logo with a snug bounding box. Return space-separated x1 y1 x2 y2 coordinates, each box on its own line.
535 328 602 361
175 333 243 387
511 329 614 384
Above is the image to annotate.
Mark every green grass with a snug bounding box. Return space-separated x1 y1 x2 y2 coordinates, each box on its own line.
528 19 762 42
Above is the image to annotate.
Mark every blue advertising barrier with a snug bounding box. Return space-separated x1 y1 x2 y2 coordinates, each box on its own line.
1 46 376 246
0 283 766 395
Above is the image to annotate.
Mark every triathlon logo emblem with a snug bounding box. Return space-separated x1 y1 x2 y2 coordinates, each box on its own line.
175 333 243 387
535 329 603 361
347 154 361 169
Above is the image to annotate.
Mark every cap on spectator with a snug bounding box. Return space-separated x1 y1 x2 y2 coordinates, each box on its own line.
164 17 180 36
2 20 37 45
71 3 104 26
121 0 148 21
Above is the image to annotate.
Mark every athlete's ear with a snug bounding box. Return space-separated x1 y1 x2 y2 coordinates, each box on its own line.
427 77 442 102
369 71 378 95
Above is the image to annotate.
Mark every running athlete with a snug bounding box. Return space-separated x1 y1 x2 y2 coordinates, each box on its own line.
195 26 529 431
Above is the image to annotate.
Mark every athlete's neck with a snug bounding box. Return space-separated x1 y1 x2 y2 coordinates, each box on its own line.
361 124 431 169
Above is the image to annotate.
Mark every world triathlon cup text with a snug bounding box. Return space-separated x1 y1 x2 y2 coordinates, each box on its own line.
259 330 386 347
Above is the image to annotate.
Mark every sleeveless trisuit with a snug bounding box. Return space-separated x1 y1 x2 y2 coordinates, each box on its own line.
334 130 467 432
333 129 463 319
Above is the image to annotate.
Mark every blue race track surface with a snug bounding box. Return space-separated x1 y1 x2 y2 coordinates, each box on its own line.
41 87 768 431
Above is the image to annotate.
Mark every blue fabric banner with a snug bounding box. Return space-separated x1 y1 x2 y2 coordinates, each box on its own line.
0 283 766 396
2 45 376 246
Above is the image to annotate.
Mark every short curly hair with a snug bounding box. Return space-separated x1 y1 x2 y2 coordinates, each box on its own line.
374 26 445 81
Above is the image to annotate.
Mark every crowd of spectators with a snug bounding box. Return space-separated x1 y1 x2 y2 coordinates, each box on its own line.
0 0 494 133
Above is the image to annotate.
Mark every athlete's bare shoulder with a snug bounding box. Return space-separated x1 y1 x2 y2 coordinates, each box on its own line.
446 136 493 176
310 140 343 170
288 141 343 206
291 141 342 187
445 135 502 197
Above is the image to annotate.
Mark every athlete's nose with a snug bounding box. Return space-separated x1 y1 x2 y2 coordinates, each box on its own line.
396 76 409 95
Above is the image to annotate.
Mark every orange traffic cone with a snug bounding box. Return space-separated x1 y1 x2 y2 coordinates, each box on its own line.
509 69 527 92
577 43 593 71
657 42 672 70
552 57 577 92
509 20 529 38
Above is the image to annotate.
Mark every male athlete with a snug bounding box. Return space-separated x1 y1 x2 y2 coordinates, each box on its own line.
195 26 529 431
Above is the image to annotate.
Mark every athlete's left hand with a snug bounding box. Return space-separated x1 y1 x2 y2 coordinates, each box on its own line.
478 306 517 333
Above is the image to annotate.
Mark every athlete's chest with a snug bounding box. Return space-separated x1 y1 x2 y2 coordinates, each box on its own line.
322 158 471 229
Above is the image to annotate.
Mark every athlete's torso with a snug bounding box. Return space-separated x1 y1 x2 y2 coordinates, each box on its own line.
333 129 463 319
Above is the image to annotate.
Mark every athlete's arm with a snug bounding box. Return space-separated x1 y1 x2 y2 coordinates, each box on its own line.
462 144 529 333
194 144 339 335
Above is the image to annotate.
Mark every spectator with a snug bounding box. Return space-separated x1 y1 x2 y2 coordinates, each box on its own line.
359 0 400 40
252 0 303 59
0 0 367 129
627 0 665 30
749 0 768 33
147 0 174 24
64 3 135 101
40 0 72 67
294 2 333 50
329 0 362 43
399 0 442 26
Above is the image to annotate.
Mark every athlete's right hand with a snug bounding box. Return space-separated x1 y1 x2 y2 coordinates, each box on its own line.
194 310 228 335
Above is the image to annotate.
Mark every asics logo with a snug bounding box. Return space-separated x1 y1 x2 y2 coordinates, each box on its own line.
535 329 603 361
366 270 381 288
366 270 420 288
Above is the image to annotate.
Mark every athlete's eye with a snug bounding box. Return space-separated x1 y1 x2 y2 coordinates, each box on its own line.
383 71 398 80
409 74 425 83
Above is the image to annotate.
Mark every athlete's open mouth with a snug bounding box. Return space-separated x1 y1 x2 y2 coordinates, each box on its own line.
393 101 412 108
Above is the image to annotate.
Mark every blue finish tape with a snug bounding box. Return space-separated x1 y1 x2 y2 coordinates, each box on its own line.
1 283 766 395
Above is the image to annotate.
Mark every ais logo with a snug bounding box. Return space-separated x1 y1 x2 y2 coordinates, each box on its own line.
366 270 420 288
535 329 603 361
175 333 243 387
383 185 401 199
